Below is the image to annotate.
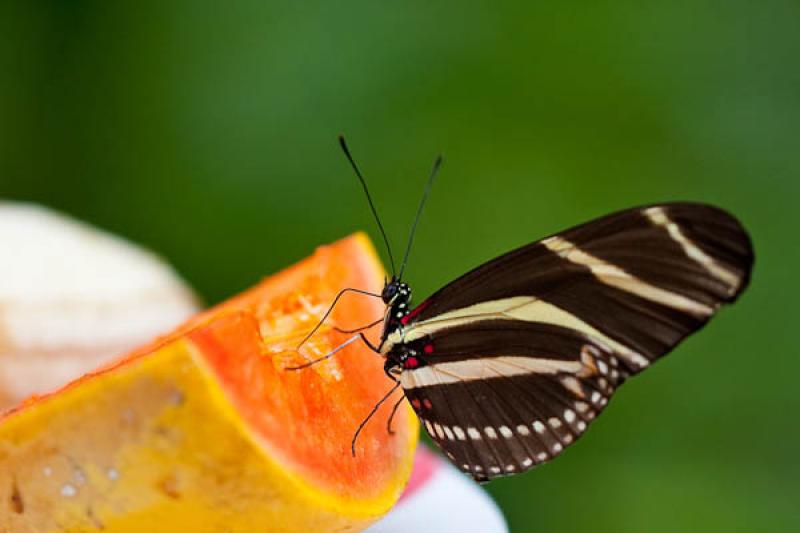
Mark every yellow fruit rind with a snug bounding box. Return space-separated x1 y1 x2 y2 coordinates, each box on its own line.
0 335 416 532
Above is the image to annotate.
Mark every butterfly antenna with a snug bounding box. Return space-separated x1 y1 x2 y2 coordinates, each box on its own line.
338 135 396 277
398 155 442 280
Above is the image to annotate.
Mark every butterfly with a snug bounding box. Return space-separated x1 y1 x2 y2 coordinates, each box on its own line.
294 136 754 483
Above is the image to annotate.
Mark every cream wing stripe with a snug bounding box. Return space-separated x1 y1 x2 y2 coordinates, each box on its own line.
396 296 650 368
542 235 715 317
644 206 740 293
400 356 584 390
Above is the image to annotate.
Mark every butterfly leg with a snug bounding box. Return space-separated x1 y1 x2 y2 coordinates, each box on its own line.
386 394 406 435
357 331 381 353
296 287 382 350
286 331 382 371
333 317 383 334
351 381 402 457
286 334 362 370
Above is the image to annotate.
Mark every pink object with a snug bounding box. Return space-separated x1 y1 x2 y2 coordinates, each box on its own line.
369 446 507 532
398 445 439 502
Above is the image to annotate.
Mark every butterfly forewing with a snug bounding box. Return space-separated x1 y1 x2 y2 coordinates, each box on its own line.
390 202 753 481
408 203 750 328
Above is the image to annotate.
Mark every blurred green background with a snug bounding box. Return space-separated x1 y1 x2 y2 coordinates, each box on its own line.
2 1 798 531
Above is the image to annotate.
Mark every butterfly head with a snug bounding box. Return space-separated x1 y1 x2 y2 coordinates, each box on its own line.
381 277 411 306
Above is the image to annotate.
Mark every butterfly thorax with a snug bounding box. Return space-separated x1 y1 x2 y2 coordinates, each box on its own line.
378 279 434 378
378 277 412 352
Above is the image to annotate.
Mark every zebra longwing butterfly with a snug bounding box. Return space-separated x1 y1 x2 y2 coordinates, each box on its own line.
295 137 754 483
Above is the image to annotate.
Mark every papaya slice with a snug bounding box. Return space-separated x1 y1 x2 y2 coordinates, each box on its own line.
0 233 418 532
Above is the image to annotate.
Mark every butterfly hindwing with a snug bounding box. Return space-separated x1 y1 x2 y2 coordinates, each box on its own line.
400 320 627 481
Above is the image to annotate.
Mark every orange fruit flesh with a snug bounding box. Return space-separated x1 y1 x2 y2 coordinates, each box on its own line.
190 234 414 498
0 233 418 532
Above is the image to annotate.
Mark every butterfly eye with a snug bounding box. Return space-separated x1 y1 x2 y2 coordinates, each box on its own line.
381 283 398 303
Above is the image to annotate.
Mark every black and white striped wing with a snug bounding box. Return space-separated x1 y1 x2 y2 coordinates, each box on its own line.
393 203 753 481
400 320 625 481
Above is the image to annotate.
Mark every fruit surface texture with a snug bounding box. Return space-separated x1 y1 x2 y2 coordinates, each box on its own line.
0 234 418 532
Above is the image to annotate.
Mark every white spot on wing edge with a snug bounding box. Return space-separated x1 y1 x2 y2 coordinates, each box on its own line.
443 426 455 440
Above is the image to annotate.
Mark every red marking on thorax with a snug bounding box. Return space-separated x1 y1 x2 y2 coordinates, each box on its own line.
423 344 434 354
400 300 430 325
422 398 433 410
404 356 419 369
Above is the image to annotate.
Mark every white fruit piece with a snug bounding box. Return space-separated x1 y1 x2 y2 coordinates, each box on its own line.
0 202 198 407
